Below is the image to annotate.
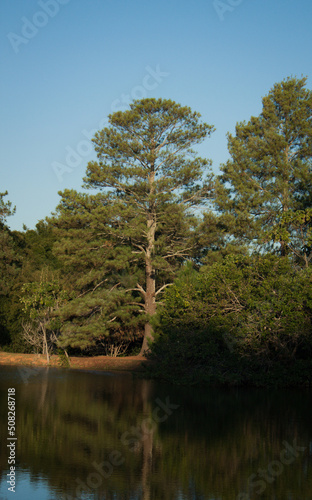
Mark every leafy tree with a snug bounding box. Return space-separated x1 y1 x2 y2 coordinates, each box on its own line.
0 191 22 347
20 268 67 363
51 98 215 353
19 220 61 274
0 191 18 295
149 255 312 384
271 208 312 268
214 77 312 263
0 220 62 352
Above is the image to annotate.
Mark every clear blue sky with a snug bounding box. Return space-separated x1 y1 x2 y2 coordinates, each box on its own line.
1 0 312 230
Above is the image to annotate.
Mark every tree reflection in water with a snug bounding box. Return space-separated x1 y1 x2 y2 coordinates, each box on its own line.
0 366 311 499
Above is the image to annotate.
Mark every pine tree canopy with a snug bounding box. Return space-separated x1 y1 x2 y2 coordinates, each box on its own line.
214 76 312 264
50 98 215 352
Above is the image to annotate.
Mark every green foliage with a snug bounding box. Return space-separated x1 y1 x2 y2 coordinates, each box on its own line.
20 268 68 356
56 348 71 367
148 255 312 385
49 98 215 352
0 190 15 223
0 192 20 296
269 207 312 267
193 210 249 266
214 76 312 263
49 190 146 350
0 295 31 353
21 271 66 319
19 220 61 273
3 82 312 387
0 219 62 352
0 191 26 350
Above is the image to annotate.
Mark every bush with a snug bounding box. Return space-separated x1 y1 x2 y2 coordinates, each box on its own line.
146 255 312 386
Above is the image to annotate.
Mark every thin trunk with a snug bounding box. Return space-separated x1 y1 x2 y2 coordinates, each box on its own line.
41 321 50 365
65 349 71 366
280 240 288 257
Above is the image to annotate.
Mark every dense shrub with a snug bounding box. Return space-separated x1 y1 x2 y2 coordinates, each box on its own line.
146 255 312 386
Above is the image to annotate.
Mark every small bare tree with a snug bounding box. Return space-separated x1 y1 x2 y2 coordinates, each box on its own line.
104 341 130 357
21 321 44 354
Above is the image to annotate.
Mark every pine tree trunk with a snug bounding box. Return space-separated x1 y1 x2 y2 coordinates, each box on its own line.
141 255 156 354
140 278 156 354
140 168 156 355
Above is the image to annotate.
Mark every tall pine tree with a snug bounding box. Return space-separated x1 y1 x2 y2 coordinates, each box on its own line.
214 77 312 264
51 98 214 353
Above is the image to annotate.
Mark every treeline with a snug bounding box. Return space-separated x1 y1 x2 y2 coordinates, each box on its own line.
1 76 312 385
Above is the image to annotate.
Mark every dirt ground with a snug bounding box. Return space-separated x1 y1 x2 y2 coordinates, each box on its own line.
0 351 151 373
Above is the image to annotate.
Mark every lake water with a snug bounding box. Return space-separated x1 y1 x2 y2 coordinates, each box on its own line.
0 364 312 500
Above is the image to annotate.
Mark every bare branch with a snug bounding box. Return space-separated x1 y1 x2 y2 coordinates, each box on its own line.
77 279 108 298
155 283 173 296
136 283 146 298
107 316 117 323
132 243 146 254
163 246 194 259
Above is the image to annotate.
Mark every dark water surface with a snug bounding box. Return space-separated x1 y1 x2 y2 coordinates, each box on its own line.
0 364 312 500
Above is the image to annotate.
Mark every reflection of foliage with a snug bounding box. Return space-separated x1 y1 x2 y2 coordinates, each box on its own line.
155 387 312 500
0 370 311 499
9 373 159 498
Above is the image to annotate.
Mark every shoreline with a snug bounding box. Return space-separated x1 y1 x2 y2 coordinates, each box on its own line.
0 351 150 373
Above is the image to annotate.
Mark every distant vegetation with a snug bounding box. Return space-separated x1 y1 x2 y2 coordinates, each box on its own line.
1 76 312 385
